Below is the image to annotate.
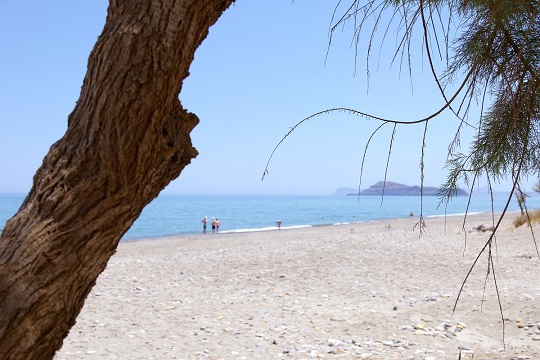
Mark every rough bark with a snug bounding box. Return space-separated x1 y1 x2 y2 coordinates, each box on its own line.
0 0 235 358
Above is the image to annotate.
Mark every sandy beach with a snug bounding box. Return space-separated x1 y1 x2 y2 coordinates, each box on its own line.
54 212 540 359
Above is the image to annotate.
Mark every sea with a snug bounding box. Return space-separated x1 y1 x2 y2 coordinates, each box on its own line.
1 193 538 241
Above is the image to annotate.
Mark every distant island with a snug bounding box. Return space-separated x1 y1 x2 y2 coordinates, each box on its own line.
334 181 468 196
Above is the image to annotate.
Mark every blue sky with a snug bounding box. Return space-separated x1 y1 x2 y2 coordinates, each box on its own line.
0 1 532 195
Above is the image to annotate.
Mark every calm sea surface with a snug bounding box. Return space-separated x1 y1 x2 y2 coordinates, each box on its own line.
1 193 538 240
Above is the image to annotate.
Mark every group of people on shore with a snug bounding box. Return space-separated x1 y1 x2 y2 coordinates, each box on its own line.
201 216 220 234
201 217 283 234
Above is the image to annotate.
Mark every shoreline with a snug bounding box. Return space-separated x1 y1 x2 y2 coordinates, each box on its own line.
122 210 518 242
57 212 539 359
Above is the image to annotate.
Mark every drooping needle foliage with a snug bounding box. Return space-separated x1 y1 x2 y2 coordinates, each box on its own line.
328 1 540 343
330 0 540 201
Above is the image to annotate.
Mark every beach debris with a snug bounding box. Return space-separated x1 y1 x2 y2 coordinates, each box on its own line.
327 338 341 347
403 319 469 341
470 224 495 232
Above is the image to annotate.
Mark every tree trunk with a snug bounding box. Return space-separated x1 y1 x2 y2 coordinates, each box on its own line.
0 0 234 358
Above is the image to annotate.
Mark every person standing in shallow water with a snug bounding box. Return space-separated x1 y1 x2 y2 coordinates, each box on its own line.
276 220 282 229
216 218 221 234
211 217 216 234
201 216 208 234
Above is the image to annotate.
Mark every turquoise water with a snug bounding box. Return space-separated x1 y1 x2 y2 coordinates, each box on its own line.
1 193 539 240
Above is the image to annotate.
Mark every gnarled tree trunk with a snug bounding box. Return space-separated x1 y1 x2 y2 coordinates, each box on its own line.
0 0 234 358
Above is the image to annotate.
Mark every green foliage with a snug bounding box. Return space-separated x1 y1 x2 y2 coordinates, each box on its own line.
440 0 540 201
328 0 540 204
326 1 540 344
268 0 540 208
277 0 540 346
